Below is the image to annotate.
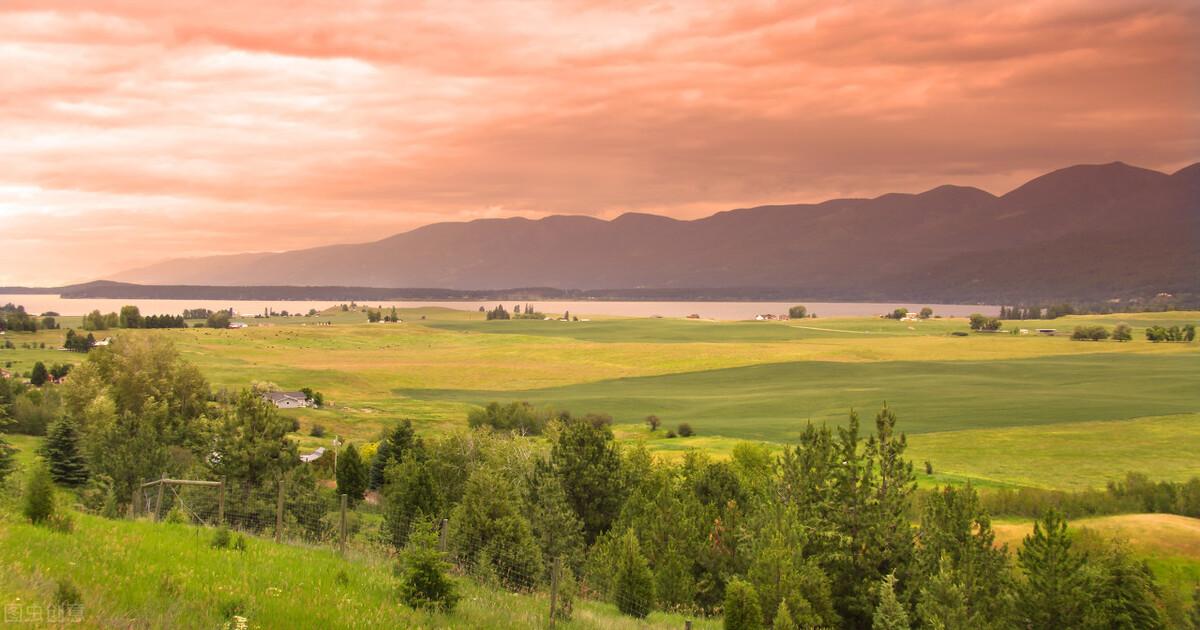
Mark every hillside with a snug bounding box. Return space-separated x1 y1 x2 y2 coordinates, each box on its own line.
111 161 1200 303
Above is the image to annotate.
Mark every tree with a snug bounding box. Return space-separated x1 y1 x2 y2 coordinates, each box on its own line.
967 314 1001 331
645 415 660 431
23 460 56 524
206 310 231 328
30 361 48 387
891 308 908 320
528 464 586 579
550 417 624 544
42 418 89 487
1086 542 1165 630
336 443 368 505
449 465 542 590
772 601 797 630
118 305 142 329
613 528 655 618
0 431 14 483
916 558 972 630
919 307 933 319
382 454 440 549
397 520 460 612
1017 510 1090 629
724 577 764 630
370 420 417 490
1112 323 1133 342
788 305 807 319
677 422 695 437
873 573 910 630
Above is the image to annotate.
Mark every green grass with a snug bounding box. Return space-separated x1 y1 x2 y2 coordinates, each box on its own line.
395 352 1200 439
0 506 717 630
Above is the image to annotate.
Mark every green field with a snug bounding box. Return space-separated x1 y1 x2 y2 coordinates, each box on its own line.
2 307 1197 490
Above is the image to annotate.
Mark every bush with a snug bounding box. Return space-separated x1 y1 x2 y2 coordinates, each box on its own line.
232 534 247 552
310 424 326 438
53 578 82 609
677 423 695 437
665 430 677 439
1071 325 1109 341
211 526 232 549
724 577 764 630
397 524 460 612
23 461 55 524
165 505 188 524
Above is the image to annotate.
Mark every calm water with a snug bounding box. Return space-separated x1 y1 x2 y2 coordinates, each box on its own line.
1 294 997 320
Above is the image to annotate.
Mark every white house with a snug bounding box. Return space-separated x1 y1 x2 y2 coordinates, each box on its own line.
299 447 326 463
261 391 310 409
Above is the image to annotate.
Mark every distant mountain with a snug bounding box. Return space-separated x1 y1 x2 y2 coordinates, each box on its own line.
111 161 1200 303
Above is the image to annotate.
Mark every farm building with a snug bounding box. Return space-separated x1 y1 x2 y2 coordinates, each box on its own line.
261 391 310 409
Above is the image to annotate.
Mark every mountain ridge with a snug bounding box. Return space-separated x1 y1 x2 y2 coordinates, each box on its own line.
110 161 1200 303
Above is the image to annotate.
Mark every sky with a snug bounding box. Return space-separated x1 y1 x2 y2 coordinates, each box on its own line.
1 0 1198 285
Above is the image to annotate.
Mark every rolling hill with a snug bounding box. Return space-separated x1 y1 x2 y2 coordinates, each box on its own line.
111 161 1200 303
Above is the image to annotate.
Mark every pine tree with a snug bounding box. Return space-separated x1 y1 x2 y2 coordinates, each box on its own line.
1017 510 1090 628
397 521 460 612
724 577 764 630
370 420 416 490
30 361 48 386
336 443 368 505
448 465 542 591
1086 542 1165 630
873 572 910 630
528 463 586 579
23 460 55 524
382 454 440 549
613 528 654 618
916 558 972 630
772 600 797 630
42 418 89 487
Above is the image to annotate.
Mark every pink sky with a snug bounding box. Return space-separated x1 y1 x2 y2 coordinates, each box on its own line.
2 0 1197 285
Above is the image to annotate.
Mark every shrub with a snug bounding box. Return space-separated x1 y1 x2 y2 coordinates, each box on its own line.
724 577 763 630
53 578 82 609
211 526 232 549
614 529 654 618
397 524 460 612
23 461 55 524
165 506 188 524
310 424 326 438
677 423 695 437
924 460 934 475
665 430 677 439
1071 325 1109 341
232 534 247 552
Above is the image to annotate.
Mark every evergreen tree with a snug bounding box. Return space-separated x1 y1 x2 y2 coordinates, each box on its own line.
772 600 797 630
1017 510 1090 629
528 462 586 579
1085 542 1165 630
336 443 368 505
724 577 764 630
23 460 55 524
873 573 910 630
30 361 48 386
370 420 416 490
397 520 460 612
550 417 624 544
42 418 89 486
916 557 971 630
449 465 542 591
382 454 440 549
613 528 654 618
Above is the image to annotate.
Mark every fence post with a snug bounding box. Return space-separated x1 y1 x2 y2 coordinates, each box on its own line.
132 479 143 518
274 476 285 544
339 494 348 557
438 518 448 552
685 621 692 630
154 472 166 522
217 479 226 527
548 555 562 628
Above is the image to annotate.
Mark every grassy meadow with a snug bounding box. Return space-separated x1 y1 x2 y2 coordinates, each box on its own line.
2 305 1197 490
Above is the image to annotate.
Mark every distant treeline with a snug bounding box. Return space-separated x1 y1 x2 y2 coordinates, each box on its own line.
968 472 1200 521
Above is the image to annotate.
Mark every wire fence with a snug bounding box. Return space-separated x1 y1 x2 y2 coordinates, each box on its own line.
119 475 671 627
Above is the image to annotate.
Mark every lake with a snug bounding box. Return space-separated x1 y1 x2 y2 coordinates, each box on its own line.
1 294 998 320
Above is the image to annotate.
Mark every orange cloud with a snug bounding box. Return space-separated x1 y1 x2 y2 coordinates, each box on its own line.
0 0 1196 284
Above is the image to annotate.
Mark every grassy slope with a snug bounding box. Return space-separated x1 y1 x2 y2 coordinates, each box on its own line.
0 507 714 630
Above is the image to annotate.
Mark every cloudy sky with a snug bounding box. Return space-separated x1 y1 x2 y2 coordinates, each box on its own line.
2 0 1197 285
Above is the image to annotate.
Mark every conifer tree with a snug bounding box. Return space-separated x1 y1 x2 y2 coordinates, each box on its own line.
1017 510 1089 628
42 418 89 486
336 443 368 505
724 577 764 630
873 572 910 630
397 520 460 612
370 420 416 489
23 460 55 524
382 454 440 549
613 528 655 618
772 600 797 630
0 433 14 483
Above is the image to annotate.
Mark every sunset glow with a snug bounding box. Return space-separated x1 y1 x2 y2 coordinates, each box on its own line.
2 0 1197 285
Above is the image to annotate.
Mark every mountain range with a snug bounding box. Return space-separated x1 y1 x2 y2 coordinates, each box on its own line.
111 161 1200 303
